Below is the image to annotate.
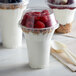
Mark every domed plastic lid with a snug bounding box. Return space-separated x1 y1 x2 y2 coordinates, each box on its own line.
20 8 59 31
46 0 76 9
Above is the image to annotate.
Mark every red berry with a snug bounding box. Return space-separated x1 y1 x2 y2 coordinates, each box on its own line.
34 21 45 28
40 16 48 23
41 10 50 15
21 14 28 26
25 24 30 28
25 21 34 28
32 12 41 16
26 12 33 15
45 15 52 27
21 19 26 26
35 16 40 21
32 12 41 21
45 20 52 27
26 15 33 21
24 12 34 22
23 12 32 20
21 13 31 26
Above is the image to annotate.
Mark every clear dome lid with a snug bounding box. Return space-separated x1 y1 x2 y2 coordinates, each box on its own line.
19 8 59 31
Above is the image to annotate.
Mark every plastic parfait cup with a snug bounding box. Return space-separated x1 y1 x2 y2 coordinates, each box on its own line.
20 8 59 68
0 0 29 48
46 0 76 33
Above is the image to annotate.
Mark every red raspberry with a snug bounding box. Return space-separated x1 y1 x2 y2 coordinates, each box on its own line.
45 20 52 27
32 12 41 16
21 13 31 26
34 21 45 28
32 12 41 21
21 18 26 26
21 15 27 26
45 15 52 27
26 12 33 15
25 21 34 28
26 15 33 21
24 12 34 22
35 16 40 21
40 16 48 23
41 10 50 15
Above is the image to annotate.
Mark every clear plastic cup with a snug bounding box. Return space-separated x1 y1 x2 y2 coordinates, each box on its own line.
20 8 59 68
0 1 29 48
46 0 76 33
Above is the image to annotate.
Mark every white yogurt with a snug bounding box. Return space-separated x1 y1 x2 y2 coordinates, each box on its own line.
53 9 76 25
0 6 26 48
24 28 55 68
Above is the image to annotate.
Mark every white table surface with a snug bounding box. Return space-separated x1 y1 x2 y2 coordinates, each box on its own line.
0 0 76 76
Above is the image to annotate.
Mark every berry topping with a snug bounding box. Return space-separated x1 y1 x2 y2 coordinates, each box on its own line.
34 21 45 28
25 21 33 28
21 14 28 25
32 12 41 16
21 10 57 29
45 20 52 27
21 18 26 26
40 16 49 23
41 10 50 15
35 16 41 21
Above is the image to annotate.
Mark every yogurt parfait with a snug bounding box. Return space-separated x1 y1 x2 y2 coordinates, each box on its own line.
46 0 76 33
20 8 59 68
0 0 29 48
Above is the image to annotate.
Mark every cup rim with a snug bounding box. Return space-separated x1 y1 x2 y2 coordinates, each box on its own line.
46 0 76 9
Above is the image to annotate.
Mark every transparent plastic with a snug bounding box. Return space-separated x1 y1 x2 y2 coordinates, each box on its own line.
20 8 58 31
19 8 59 68
0 1 29 48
